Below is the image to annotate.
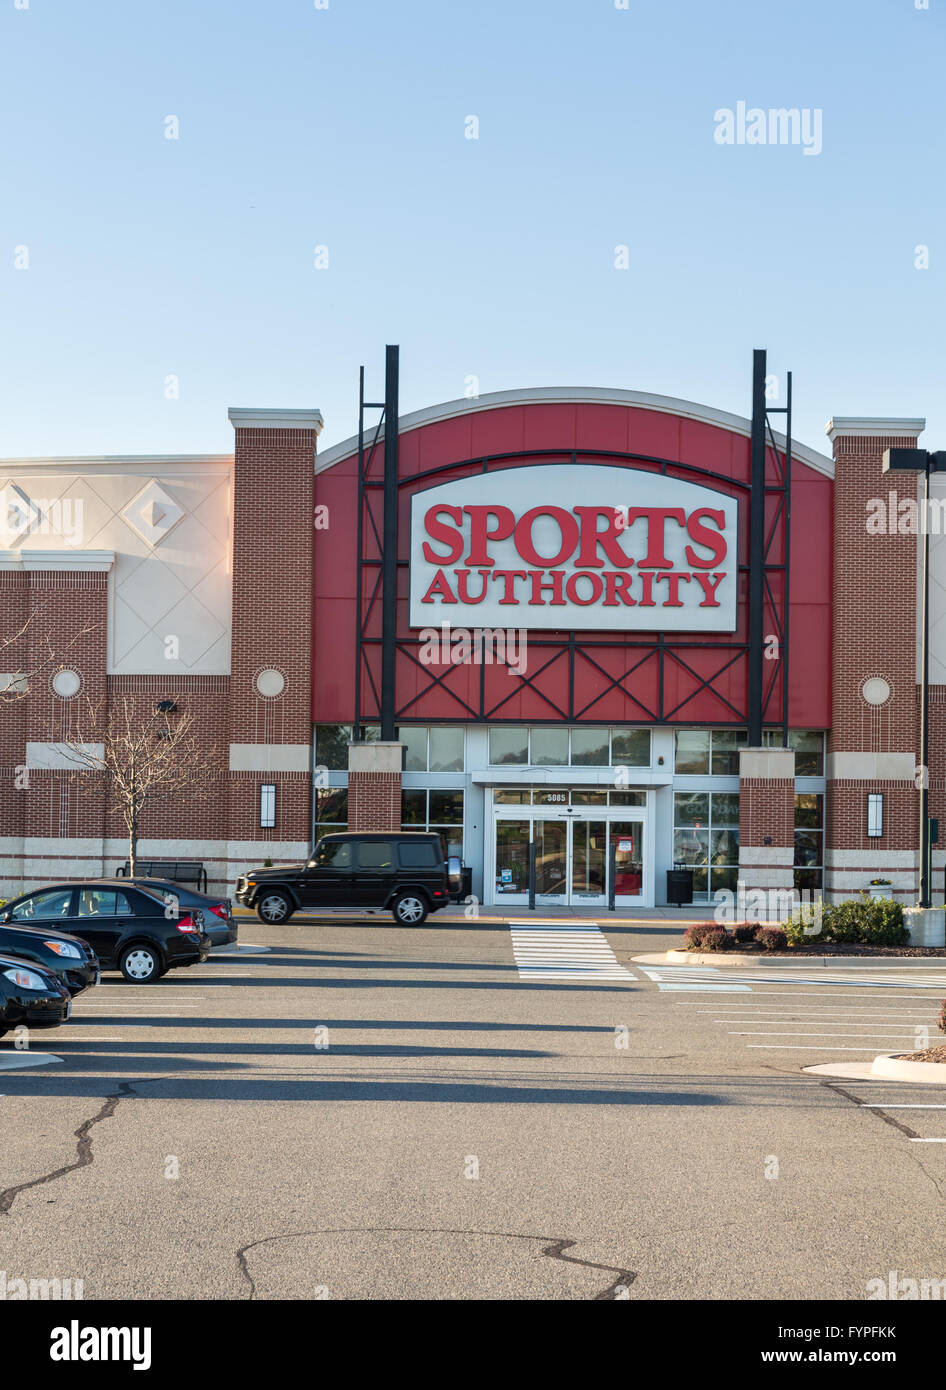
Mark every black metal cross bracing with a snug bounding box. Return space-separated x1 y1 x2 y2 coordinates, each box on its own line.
351 351 793 735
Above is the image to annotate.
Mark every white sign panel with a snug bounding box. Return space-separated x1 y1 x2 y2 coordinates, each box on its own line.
409 464 738 632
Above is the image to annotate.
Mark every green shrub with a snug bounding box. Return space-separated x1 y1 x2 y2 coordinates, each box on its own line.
786 894 906 948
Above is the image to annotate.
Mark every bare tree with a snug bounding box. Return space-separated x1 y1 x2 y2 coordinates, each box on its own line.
61 696 219 875
0 610 98 703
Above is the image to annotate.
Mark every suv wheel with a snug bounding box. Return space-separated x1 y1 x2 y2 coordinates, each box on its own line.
257 891 293 925
119 944 162 984
393 892 428 926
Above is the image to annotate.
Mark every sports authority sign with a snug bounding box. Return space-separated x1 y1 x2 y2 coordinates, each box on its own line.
409 464 738 632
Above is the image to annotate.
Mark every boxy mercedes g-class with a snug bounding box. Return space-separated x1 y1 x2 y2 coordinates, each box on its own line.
235 831 460 925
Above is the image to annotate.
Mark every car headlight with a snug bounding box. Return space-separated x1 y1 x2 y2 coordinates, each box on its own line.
44 941 82 959
3 967 50 990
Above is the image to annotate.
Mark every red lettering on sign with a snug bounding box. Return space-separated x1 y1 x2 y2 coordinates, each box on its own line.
422 505 464 564
693 571 726 606
604 572 636 606
573 507 633 568
463 506 515 565
529 570 567 605
653 572 691 606
564 571 604 605
685 508 728 568
420 569 458 604
513 506 580 568
625 508 687 568
455 569 490 603
491 569 529 603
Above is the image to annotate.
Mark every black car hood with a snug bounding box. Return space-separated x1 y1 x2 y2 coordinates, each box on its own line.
0 950 60 978
0 922 86 948
243 864 306 880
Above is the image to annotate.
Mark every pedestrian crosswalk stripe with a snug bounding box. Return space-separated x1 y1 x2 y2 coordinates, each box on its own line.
509 921 634 982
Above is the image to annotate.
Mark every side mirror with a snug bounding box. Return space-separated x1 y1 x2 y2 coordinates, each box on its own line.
1 910 11 924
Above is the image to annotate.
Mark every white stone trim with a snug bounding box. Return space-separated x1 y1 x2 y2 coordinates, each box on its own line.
739 868 794 890
825 417 925 442
825 850 917 867
348 742 403 774
25 742 104 770
827 752 917 781
3 550 115 572
316 387 835 479
739 846 795 866
228 744 312 772
228 408 324 434
739 748 795 779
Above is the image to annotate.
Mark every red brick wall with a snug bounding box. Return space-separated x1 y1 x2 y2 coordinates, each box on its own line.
348 771 401 832
739 778 794 848
228 426 316 846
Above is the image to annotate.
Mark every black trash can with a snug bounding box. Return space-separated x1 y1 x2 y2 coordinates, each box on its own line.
666 866 694 906
460 866 473 902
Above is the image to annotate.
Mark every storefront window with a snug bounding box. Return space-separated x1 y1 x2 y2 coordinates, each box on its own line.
711 729 747 775
315 724 352 771
490 728 528 765
794 793 824 893
494 789 530 804
763 730 825 777
570 727 609 766
674 729 710 774
611 728 651 767
314 787 348 843
495 821 529 895
400 727 428 772
673 791 740 901
428 727 464 772
529 727 569 765
402 789 465 859
401 789 426 824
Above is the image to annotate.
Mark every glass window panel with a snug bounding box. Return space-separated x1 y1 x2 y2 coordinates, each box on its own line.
428 726 464 772
315 822 347 842
609 791 647 806
315 838 353 868
571 790 607 805
361 725 382 742
489 728 528 765
316 788 348 823
399 841 439 868
673 792 710 826
78 889 117 917
529 727 569 765
710 866 739 895
673 826 709 865
495 820 529 894
429 790 464 824
791 730 824 776
570 727 609 765
794 867 823 894
689 866 708 895
794 831 823 866
401 789 427 824
610 728 651 767
534 819 567 896
11 888 73 920
315 725 352 771
710 828 740 864
674 729 710 774
794 793 823 828
711 729 748 775
534 789 569 805
356 841 394 869
711 792 740 826
493 789 530 804
400 727 428 772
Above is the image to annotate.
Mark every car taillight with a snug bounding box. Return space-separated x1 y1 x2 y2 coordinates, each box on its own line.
176 914 198 933
209 904 228 920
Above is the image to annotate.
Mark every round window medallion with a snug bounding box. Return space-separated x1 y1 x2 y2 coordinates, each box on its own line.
861 676 891 707
51 668 81 699
255 668 286 699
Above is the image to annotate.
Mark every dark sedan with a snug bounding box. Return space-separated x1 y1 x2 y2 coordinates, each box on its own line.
0 919 98 996
1 882 211 985
0 953 71 1038
118 879 237 948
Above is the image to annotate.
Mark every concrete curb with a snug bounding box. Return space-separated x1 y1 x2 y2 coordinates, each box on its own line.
806 1055 946 1085
638 949 946 969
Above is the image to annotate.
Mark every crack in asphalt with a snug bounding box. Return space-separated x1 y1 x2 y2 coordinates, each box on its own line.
0 1080 141 1216
236 1226 636 1301
818 1079 920 1139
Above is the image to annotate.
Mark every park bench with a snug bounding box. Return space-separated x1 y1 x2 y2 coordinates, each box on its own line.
116 861 209 893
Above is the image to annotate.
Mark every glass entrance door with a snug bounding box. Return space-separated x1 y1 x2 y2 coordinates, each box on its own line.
492 809 646 906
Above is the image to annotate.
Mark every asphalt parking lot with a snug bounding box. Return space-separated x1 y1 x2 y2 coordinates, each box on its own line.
2 913 946 1300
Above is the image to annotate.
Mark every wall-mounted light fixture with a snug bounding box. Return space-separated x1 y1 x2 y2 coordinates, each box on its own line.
867 793 883 838
260 783 276 829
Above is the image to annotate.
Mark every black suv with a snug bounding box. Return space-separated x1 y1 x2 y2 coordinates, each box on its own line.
235 832 457 926
1 881 211 984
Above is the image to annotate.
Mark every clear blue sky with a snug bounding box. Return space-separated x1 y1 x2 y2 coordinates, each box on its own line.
1 0 943 460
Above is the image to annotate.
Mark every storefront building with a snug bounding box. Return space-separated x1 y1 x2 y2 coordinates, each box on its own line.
1 367 944 908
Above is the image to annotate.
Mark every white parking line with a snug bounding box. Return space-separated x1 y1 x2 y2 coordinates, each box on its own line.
510 922 634 982
731 1030 929 1039
861 1104 946 1109
908 1138 946 1143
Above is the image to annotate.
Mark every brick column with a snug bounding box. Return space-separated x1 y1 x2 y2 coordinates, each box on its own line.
226 408 322 886
347 742 403 831
824 417 925 904
738 747 795 897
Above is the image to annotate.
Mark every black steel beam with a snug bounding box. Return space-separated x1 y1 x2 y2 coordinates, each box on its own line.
747 348 767 746
380 344 399 742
